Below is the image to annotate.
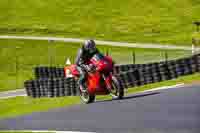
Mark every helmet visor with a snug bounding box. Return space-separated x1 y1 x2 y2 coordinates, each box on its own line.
88 48 96 54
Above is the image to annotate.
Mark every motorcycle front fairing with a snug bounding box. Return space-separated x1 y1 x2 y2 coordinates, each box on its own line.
64 53 114 95
64 64 109 95
87 71 109 95
86 53 113 95
90 53 113 73
64 65 80 78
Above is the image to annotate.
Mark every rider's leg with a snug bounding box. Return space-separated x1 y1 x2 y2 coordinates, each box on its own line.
77 66 87 92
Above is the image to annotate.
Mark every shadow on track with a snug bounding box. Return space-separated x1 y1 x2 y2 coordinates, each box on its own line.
95 92 161 103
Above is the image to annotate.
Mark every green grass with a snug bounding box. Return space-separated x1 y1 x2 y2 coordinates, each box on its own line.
193 32 200 38
0 96 80 119
0 0 199 45
192 32 200 47
192 32 200 42
0 72 200 120
0 39 191 92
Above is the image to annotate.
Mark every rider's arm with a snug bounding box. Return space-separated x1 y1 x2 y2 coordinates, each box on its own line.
75 48 95 72
75 48 85 66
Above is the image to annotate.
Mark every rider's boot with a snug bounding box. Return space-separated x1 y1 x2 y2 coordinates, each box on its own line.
109 93 118 99
80 84 87 93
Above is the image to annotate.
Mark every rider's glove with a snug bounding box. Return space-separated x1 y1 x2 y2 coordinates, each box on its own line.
85 64 96 72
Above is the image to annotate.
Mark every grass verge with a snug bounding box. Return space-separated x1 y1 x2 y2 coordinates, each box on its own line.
0 0 199 45
1 73 199 120
0 96 80 119
0 39 191 92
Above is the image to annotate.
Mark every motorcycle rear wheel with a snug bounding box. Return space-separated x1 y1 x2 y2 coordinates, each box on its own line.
80 90 95 104
110 76 124 99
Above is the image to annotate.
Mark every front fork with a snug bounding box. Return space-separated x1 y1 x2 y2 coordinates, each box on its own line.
103 74 118 98
102 73 112 92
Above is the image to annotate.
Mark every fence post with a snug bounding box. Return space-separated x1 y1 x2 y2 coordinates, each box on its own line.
192 44 195 55
193 21 200 32
192 21 200 54
106 48 109 56
132 50 136 64
48 39 54 66
164 50 168 63
72 56 75 64
15 46 21 89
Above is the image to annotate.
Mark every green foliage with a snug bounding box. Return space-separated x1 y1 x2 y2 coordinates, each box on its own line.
0 0 199 44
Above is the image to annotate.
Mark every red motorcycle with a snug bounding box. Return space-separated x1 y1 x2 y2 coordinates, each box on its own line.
64 53 124 103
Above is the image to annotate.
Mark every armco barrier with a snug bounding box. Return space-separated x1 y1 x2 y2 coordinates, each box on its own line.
25 54 200 98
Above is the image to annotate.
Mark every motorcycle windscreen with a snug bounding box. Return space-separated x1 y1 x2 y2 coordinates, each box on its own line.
90 53 113 72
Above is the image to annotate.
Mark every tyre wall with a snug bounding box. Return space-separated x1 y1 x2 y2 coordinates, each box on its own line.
24 54 200 97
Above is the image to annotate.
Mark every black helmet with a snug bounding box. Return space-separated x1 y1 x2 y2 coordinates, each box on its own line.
83 40 96 54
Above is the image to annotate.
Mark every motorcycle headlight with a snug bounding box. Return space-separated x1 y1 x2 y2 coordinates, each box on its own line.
66 69 71 75
65 69 73 77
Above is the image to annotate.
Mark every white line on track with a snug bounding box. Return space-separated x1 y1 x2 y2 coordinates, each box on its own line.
0 83 184 100
0 35 198 50
137 83 185 94
1 84 184 132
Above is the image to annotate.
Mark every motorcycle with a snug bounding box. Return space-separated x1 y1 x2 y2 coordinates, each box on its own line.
64 53 124 104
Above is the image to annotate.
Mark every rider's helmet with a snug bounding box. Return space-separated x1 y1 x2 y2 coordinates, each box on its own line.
83 40 96 54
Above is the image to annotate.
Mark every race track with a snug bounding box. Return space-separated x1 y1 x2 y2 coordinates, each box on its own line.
0 85 200 133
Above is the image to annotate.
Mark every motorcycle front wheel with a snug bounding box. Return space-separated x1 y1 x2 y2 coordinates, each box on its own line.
80 90 95 104
110 76 124 99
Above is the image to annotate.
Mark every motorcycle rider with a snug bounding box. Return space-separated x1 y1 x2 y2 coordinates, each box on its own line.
75 39 101 92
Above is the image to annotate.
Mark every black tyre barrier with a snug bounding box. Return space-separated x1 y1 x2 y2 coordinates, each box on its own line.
24 80 35 97
35 64 139 79
34 54 200 80
193 54 200 72
34 66 65 79
25 53 200 98
24 78 79 98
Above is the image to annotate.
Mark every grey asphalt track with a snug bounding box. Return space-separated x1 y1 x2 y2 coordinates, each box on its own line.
0 85 200 133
